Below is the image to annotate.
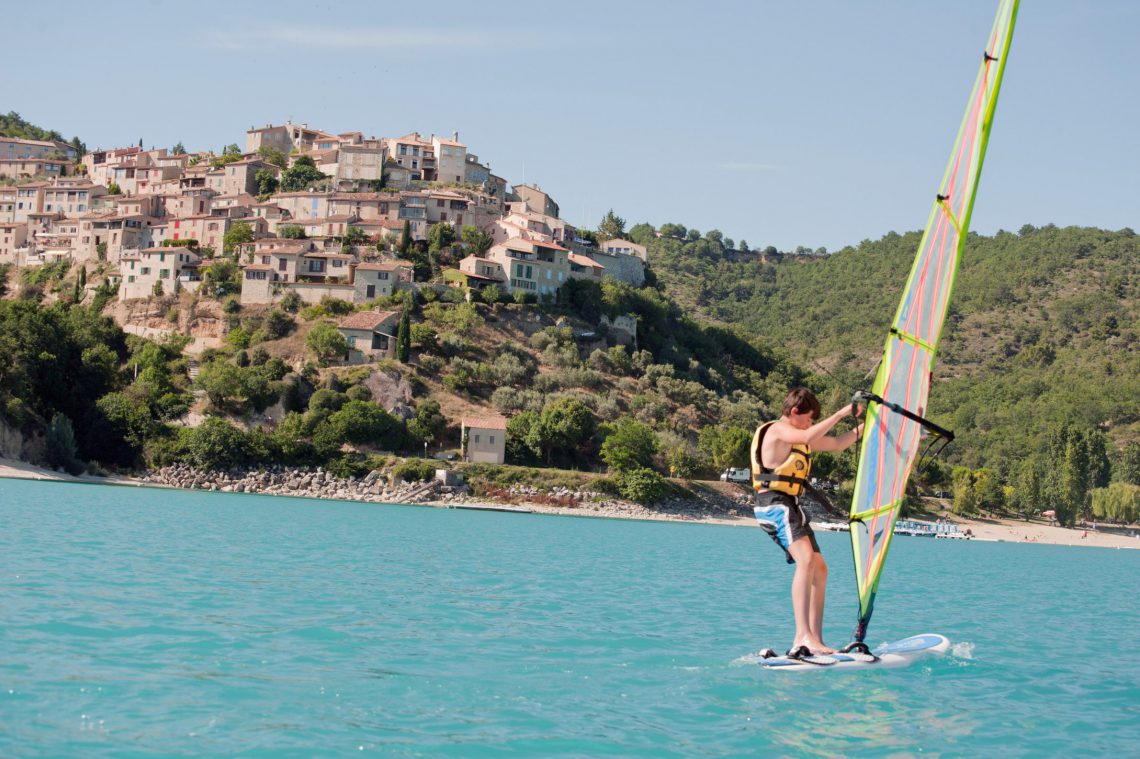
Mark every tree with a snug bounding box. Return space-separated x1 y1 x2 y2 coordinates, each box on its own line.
598 209 626 240
506 411 540 464
408 399 447 447
697 425 751 471
185 417 248 471
951 467 978 516
278 224 306 240
973 468 1005 515
396 307 411 362
1118 442 1140 486
254 168 279 196
397 220 412 254
152 280 164 297
257 145 289 169
279 155 327 192
530 397 596 465
1059 434 1091 525
460 225 493 255
600 418 658 472
172 142 186 155
427 222 455 253
223 221 254 255
86 391 154 467
201 257 241 296
343 226 369 246
45 412 83 474
305 322 348 366
195 359 245 410
318 400 402 448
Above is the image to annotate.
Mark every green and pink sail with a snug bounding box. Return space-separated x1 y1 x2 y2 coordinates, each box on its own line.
847 0 1019 643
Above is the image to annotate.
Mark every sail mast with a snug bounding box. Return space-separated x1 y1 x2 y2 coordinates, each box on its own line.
847 0 1019 644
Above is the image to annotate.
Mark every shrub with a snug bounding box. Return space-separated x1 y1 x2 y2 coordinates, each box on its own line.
410 323 438 351
319 296 354 316
305 322 348 366
418 355 445 374
308 388 347 413
394 458 437 483
185 417 248 471
279 291 303 313
613 467 669 503
264 309 296 338
600 419 658 472
346 384 372 401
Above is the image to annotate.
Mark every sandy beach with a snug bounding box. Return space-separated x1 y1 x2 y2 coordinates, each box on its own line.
3 457 1136 550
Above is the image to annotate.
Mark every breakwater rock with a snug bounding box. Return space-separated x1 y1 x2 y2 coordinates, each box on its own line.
143 464 464 504
139 464 755 524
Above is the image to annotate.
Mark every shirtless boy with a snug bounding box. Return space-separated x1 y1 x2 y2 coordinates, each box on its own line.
751 387 863 657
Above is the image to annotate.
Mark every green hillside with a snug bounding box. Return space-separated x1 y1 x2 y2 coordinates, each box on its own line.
647 225 1140 480
0 111 84 153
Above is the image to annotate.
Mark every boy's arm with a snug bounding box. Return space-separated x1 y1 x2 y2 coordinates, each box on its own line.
761 405 857 446
813 422 864 452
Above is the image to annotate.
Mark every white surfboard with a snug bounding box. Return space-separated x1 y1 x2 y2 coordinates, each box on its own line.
747 633 950 671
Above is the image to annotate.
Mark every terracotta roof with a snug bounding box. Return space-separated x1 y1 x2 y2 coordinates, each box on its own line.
463 415 507 430
338 310 400 330
568 253 604 269
460 271 503 283
243 263 273 271
355 260 412 271
303 250 353 259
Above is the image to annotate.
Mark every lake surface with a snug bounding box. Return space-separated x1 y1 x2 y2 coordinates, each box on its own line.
2 478 1137 757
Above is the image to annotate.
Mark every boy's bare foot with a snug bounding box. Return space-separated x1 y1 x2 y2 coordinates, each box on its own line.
794 638 836 655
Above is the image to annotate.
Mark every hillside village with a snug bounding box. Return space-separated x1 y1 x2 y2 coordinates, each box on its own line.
1 125 651 366
1 121 745 496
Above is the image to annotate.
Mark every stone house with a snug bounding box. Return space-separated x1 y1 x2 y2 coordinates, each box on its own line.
598 237 648 262
431 134 467 184
352 260 413 300
511 184 559 218
337 310 402 362
119 247 201 300
462 415 508 464
0 222 28 263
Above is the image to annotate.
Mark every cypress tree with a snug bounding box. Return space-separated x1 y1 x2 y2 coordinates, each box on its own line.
398 220 412 254
396 306 411 363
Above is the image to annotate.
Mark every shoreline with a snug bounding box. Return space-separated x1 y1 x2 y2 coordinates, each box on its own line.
3 457 1137 550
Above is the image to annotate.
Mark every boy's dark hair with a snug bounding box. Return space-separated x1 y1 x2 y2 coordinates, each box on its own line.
782 387 821 420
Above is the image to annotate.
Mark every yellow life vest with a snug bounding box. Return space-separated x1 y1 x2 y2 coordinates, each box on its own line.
751 421 812 496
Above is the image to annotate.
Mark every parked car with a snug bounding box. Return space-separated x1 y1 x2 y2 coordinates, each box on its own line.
720 467 751 483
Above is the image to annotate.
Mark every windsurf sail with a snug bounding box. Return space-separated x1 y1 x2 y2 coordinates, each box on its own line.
847 0 1018 644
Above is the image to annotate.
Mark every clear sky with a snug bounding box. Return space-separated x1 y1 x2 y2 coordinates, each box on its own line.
4 1 1137 251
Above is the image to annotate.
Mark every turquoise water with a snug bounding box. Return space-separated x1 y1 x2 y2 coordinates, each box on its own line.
2 479 1137 757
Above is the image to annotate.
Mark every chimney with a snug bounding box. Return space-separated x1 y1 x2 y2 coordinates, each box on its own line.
453 131 459 142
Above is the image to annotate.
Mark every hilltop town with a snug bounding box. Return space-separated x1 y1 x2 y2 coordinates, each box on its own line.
1 123 647 316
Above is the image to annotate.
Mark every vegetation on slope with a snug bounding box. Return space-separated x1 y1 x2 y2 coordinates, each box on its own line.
635 222 1140 524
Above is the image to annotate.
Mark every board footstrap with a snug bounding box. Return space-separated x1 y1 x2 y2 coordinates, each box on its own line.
786 646 838 666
